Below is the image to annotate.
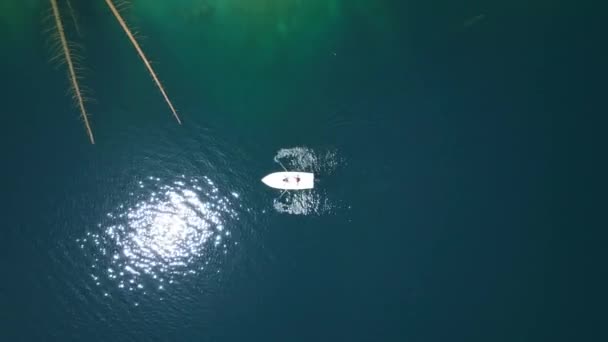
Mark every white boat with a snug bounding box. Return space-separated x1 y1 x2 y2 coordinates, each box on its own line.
261 172 314 190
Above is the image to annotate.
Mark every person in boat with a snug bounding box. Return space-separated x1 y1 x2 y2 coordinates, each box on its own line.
282 176 300 184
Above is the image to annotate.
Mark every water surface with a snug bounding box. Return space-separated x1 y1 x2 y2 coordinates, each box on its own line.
0 1 602 341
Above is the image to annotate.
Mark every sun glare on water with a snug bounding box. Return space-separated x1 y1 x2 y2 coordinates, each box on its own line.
78 176 240 295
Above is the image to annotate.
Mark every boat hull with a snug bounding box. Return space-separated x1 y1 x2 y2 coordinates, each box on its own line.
261 172 314 190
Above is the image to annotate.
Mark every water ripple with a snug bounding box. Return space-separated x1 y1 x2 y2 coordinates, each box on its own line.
272 146 345 215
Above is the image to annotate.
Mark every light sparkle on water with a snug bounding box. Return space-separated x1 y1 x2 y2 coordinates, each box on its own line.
78 176 240 295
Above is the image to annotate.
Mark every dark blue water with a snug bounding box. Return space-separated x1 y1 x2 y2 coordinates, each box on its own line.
1 1 605 341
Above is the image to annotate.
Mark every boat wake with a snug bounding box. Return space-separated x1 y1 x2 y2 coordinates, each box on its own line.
274 146 342 174
271 147 344 215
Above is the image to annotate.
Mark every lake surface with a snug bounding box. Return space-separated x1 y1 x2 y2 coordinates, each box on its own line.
0 1 603 341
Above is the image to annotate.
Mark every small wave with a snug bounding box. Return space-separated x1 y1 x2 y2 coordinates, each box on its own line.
272 190 334 216
274 146 343 174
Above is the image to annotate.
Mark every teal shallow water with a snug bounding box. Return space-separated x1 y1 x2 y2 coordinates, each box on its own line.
0 1 605 341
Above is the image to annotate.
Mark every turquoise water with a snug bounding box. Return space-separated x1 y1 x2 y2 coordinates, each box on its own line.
0 1 604 341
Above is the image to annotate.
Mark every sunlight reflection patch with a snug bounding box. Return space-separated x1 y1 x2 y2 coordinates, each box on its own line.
78 176 239 293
